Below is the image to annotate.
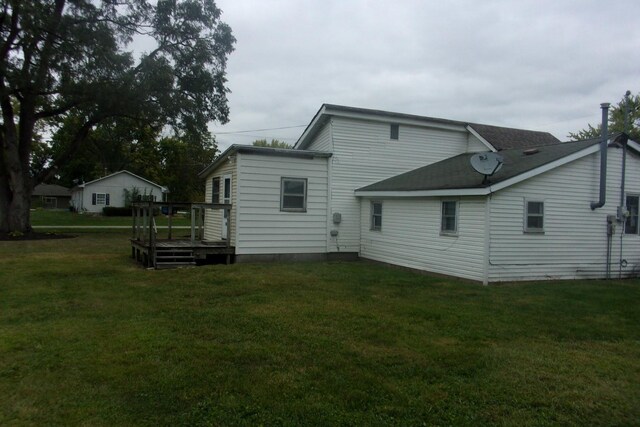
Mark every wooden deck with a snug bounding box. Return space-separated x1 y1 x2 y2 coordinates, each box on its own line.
130 201 234 269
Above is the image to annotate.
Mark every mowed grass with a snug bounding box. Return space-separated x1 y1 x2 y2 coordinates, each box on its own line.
30 209 190 227
0 233 639 425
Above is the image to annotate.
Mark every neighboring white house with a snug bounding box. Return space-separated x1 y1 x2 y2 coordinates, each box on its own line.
200 104 639 283
71 170 168 213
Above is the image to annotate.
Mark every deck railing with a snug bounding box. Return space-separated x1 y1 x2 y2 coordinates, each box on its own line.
131 201 232 267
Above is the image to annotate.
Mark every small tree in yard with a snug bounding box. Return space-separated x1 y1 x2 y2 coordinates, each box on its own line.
0 0 235 233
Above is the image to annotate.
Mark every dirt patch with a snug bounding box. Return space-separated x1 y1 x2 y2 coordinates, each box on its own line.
0 232 77 241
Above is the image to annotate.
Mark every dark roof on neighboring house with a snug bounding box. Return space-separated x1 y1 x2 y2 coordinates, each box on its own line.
468 123 560 150
295 103 561 151
32 183 71 197
357 135 618 193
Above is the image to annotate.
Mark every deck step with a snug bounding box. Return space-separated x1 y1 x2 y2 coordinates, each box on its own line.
155 261 197 269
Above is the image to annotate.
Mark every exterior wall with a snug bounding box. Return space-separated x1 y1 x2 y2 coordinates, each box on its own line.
360 197 487 282
305 121 332 152
77 173 163 213
235 152 329 255
203 157 237 245
327 116 470 253
488 146 640 281
467 134 491 152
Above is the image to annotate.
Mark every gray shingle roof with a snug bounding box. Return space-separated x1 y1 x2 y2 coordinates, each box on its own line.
32 183 71 197
357 136 608 193
469 123 560 150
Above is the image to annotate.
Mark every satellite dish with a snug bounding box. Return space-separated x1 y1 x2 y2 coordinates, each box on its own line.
470 152 504 183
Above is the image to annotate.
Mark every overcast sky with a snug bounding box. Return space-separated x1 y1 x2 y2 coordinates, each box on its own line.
209 0 640 151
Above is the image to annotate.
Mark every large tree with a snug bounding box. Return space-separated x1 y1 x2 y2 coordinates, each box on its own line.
568 91 640 142
0 0 234 233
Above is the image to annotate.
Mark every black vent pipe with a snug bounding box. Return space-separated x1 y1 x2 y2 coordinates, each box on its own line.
591 103 610 210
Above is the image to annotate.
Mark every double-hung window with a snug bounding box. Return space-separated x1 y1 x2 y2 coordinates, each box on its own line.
441 201 458 234
92 193 109 206
625 195 639 234
281 177 307 212
371 201 382 231
390 123 399 140
524 200 544 232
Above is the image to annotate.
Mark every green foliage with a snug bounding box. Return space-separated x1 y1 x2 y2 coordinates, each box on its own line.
0 0 235 232
252 139 292 148
569 91 640 141
102 206 132 216
1 234 639 425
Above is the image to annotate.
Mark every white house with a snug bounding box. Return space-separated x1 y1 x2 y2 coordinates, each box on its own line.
71 170 168 213
200 104 639 283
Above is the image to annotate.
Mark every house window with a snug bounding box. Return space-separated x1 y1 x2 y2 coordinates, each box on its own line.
625 195 639 234
92 193 110 206
212 177 220 203
281 177 307 212
524 200 544 232
390 123 399 140
371 201 382 230
441 201 458 234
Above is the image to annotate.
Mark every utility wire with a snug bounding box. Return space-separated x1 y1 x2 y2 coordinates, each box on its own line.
213 125 306 135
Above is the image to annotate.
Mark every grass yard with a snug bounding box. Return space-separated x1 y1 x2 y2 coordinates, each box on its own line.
30 209 190 228
1 232 639 425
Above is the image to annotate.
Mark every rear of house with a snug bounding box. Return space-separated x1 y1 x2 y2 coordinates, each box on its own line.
356 136 640 283
200 146 332 260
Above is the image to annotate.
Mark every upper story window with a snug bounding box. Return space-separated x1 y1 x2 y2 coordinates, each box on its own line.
524 200 544 233
212 177 220 203
390 123 399 140
625 195 639 234
281 177 307 212
371 201 382 231
441 201 458 235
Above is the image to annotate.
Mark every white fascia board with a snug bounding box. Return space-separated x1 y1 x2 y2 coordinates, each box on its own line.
466 125 497 152
327 109 467 133
355 188 487 198
627 140 640 153
355 143 602 198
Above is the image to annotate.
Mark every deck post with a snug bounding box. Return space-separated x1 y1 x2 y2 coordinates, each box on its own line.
131 206 136 239
199 207 204 240
190 206 196 245
142 206 147 244
167 204 173 240
226 207 231 247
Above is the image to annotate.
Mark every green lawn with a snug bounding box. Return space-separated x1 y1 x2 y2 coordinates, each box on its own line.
30 208 190 227
1 232 639 425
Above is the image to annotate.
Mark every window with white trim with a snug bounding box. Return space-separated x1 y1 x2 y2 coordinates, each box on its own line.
212 177 220 203
371 201 382 231
280 177 307 212
524 200 544 232
441 201 458 234
625 195 639 234
92 193 109 206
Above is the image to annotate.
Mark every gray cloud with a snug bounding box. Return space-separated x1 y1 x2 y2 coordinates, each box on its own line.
210 0 640 150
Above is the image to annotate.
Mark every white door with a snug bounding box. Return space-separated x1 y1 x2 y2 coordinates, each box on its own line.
221 175 231 239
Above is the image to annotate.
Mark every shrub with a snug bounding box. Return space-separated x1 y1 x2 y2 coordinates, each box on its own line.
102 206 132 216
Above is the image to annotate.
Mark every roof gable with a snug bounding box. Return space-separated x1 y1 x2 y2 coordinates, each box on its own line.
78 170 167 192
295 103 560 151
356 135 627 196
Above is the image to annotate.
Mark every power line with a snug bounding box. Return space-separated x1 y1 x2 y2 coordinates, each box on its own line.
213 125 306 135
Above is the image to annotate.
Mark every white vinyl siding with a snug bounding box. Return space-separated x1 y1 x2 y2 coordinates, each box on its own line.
328 116 469 253
360 197 486 282
467 134 491 152
235 153 328 255
76 172 164 213
303 121 332 152
488 147 640 282
204 158 237 245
